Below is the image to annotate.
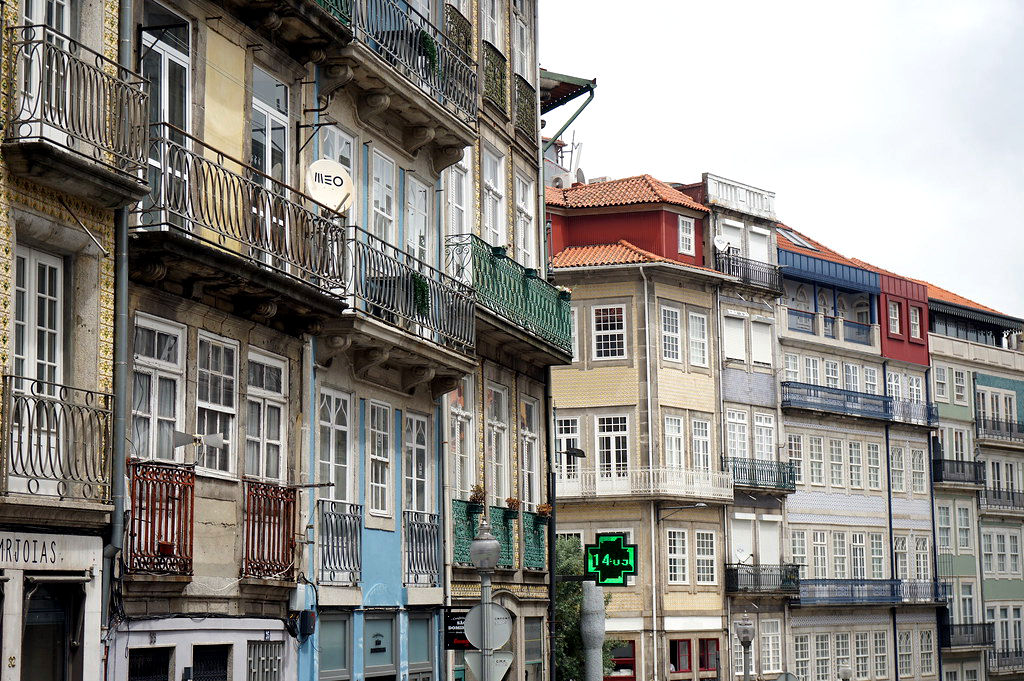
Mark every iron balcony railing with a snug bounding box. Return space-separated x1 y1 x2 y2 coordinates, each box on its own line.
443 3 472 54
940 622 995 648
787 308 815 334
932 459 986 485
3 24 149 179
724 457 796 491
891 398 938 426
990 648 1024 672
482 41 507 111
782 381 892 420
126 459 194 575
977 417 1024 443
899 579 949 603
715 248 782 292
843 319 872 344
242 479 296 580
798 578 947 605
352 0 477 121
979 487 1024 512
725 564 800 594
555 466 734 501
513 74 537 138
522 511 547 570
452 499 483 565
404 510 440 585
318 499 361 583
1 375 111 502
446 234 571 354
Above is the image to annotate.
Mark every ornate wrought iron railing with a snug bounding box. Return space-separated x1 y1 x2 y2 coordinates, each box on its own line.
932 459 985 485
891 398 938 426
798 579 902 605
715 248 782 292
725 564 800 593
1 375 111 501
482 41 507 111
940 622 995 648
242 479 296 580
989 648 1024 671
724 457 797 491
135 122 348 297
977 417 1024 443
513 75 537 138
490 506 516 569
3 24 149 178
404 510 440 585
782 381 892 421
318 499 361 583
126 459 194 575
352 0 477 121
899 579 947 603
316 0 354 25
452 499 482 565
522 511 546 570
445 234 571 354
443 3 472 54
349 225 475 353
980 487 1024 511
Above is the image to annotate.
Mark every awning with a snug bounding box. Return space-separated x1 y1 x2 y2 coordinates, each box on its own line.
929 300 1024 331
539 69 596 114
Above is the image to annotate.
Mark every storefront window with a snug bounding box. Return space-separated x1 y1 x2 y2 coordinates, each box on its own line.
605 642 636 681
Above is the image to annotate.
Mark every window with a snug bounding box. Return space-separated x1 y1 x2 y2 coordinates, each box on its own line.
677 216 695 255
593 306 626 359
960 583 975 624
934 367 948 401
667 530 688 584
482 148 505 246
844 363 861 392
406 176 430 263
141 0 190 197
751 321 772 366
754 414 775 461
664 416 684 468
524 617 544 681
661 306 681 362
804 357 820 384
723 316 746 361
908 376 924 403
812 531 827 578
833 532 848 578
669 639 691 674
733 631 753 678
912 449 926 493
371 150 396 241
983 533 993 572
997 534 1007 572
404 413 429 512
794 635 810 681
873 631 888 678
860 367 877 395
809 436 824 485
829 439 844 487
246 352 287 480
887 372 902 400
1011 534 1020 573
521 398 540 510
486 385 509 504
916 536 931 579
910 306 922 339
937 506 951 549
835 633 851 678
692 419 711 471
825 360 840 388
688 313 708 367
791 530 807 579
953 429 967 460
726 410 748 458
698 639 720 672
894 536 908 578
482 0 502 48
788 435 804 483
511 5 531 77
854 633 870 680
319 389 351 502
132 315 184 461
319 126 355 223
695 531 716 584
852 533 866 579
608 641 636 680
848 442 863 488
897 631 912 678
196 334 237 472
597 416 629 479
555 417 579 480
450 377 475 499
514 175 536 268
870 533 885 579
953 370 967 404
891 447 905 492
867 443 881 489
251 67 289 253
815 634 830 681
14 246 63 387
785 353 800 381
889 301 901 335
368 402 391 515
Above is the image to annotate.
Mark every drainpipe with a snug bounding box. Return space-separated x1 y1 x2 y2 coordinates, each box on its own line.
546 367 558 681
883 360 899 681
104 0 134 625
924 365 943 681
639 265 658 681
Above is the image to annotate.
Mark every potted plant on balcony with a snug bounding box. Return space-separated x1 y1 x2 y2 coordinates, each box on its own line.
415 29 440 76
503 496 521 519
535 502 552 524
411 271 431 318
556 285 572 301
467 484 486 515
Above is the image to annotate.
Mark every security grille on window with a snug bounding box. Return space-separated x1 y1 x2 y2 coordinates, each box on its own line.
593 306 626 359
369 402 391 515
132 315 184 461
196 335 237 472
246 353 287 481
248 640 283 681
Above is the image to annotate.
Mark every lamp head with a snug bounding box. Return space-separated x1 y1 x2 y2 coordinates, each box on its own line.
734 614 755 646
470 518 501 571
839 666 853 681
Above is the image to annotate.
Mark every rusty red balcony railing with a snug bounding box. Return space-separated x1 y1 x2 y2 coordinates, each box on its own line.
126 459 195 575
242 479 296 580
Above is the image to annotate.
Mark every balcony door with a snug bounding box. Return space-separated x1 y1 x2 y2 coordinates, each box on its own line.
22 582 84 681
250 67 290 269
19 0 73 145
596 415 629 494
403 414 429 512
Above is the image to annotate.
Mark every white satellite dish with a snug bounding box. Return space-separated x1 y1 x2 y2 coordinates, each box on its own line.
306 159 354 213
713 235 732 251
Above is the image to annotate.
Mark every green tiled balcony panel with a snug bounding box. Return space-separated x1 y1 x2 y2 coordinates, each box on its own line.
522 511 547 570
452 499 483 565
490 506 516 568
317 0 352 24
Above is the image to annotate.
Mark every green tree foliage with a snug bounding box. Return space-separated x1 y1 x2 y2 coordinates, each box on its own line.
554 537 621 681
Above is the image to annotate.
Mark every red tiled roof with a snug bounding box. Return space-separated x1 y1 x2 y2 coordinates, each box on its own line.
545 174 709 212
550 240 668 268
775 224 865 269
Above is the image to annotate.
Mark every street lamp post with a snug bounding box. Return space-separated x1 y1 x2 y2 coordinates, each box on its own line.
471 518 502 681
734 615 755 681
549 446 586 681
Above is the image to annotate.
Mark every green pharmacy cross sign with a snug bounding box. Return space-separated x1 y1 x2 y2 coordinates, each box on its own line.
585 533 638 586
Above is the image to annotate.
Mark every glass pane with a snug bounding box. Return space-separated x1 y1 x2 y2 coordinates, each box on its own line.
168 60 187 134
364 618 394 667
253 66 287 114
320 617 348 671
251 110 267 174
409 617 430 663
157 376 176 418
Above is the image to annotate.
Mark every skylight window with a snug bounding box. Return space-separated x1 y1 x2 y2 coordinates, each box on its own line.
778 227 818 251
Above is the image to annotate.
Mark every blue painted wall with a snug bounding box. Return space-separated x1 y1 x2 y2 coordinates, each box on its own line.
779 249 880 293
975 372 1024 422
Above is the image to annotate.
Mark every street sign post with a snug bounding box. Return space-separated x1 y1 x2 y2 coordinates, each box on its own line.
584 532 638 586
464 651 514 681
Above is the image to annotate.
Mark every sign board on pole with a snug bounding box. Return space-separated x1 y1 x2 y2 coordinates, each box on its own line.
305 159 354 213
464 651 514 681
464 602 513 651
584 532 638 586
444 608 474 650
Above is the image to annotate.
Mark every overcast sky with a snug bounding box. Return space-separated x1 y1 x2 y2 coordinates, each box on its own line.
540 0 1024 317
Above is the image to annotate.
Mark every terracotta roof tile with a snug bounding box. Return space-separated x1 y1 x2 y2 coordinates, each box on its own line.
550 240 726 278
917 280 1006 315
545 174 709 212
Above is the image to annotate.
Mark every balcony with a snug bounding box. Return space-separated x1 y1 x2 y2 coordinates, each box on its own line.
891 398 938 427
796 579 946 606
443 3 472 54
318 499 361 584
725 564 800 594
513 75 538 139
940 622 995 649
490 506 517 569
781 381 891 421
482 41 508 112
989 649 1024 673
715 248 782 293
2 25 149 207
451 499 483 566
446 234 571 359
705 174 776 220
932 459 986 486
977 418 1024 447
724 457 796 492
221 0 353 61
404 510 440 585
0 375 111 511
555 466 734 502
241 480 296 580
126 460 194 576
781 308 880 352
522 511 548 571
979 487 1024 514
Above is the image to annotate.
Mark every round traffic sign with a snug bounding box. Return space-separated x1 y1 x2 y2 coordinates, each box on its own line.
463 602 513 650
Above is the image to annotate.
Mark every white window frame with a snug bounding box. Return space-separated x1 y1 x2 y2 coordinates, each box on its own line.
245 349 288 482
910 306 922 339
403 411 430 512
368 400 392 516
726 410 748 459
195 332 239 474
784 353 799 381
486 384 510 506
692 418 711 471
555 416 580 480
891 446 905 493
677 215 695 255
788 434 803 484
695 530 716 584
934 366 948 402
864 367 879 395
514 174 536 268
132 313 185 462
371 149 396 242
664 415 684 468
482 0 502 49
754 413 775 461
889 301 901 335
447 153 470 238
482 147 505 247
804 357 820 385
405 174 431 265
688 312 708 367
809 436 824 485
661 305 682 362
667 529 688 584
953 370 967 405
592 305 627 360
596 415 629 479
318 125 356 224
319 387 352 502
521 397 540 511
